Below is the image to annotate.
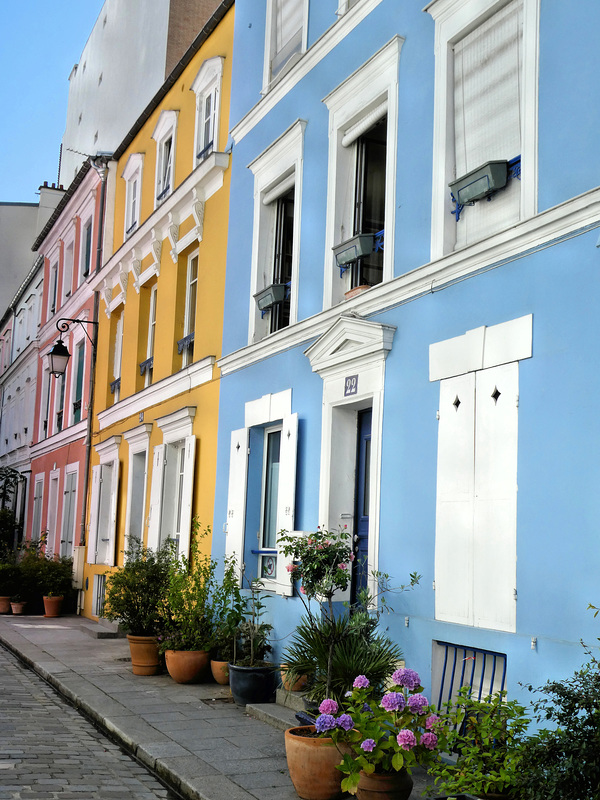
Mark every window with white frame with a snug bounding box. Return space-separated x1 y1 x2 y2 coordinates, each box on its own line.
80 217 93 281
31 477 44 542
141 284 157 387
40 364 51 439
111 310 124 403
147 408 196 558
63 240 74 301
122 153 143 236
48 261 59 316
87 436 121 566
123 424 151 546
191 57 224 165
152 110 178 206
264 0 307 87
179 252 198 367
55 372 66 433
323 37 400 307
225 389 297 594
249 120 304 342
60 467 78 557
430 315 532 633
427 0 538 258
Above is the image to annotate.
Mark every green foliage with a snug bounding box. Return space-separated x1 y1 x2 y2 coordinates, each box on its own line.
211 554 245 661
279 527 353 599
0 467 21 508
158 524 217 653
0 508 18 557
233 580 273 667
15 536 74 605
514 662 600 800
102 539 173 635
427 687 529 798
0 563 20 596
281 611 402 704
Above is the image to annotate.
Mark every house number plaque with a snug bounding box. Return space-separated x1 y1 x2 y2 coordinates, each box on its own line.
344 375 358 396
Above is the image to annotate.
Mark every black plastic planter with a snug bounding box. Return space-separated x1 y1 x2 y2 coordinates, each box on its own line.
228 663 276 706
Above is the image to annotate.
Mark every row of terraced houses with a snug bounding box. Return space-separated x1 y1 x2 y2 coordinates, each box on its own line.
2 0 600 710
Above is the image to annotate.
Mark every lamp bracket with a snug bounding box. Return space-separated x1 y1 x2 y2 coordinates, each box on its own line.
55 318 98 348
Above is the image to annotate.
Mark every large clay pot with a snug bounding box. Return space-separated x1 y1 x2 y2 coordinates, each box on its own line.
280 663 308 692
126 634 160 676
0 596 10 614
165 650 210 683
229 663 275 706
210 659 230 685
356 769 413 800
10 601 27 615
43 595 64 618
284 725 344 800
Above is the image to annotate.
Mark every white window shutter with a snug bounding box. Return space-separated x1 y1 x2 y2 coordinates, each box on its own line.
178 435 196 558
87 466 101 564
275 413 298 596
473 363 518 632
147 444 165 552
106 459 120 567
435 373 475 625
61 472 77 556
226 428 249 582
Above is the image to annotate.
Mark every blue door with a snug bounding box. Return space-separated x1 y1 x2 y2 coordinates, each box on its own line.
352 409 371 601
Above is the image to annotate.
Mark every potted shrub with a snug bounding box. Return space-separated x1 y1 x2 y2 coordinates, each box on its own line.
210 554 245 684
41 555 74 617
427 687 529 799
102 539 173 675
228 579 274 705
0 563 19 613
159 523 216 684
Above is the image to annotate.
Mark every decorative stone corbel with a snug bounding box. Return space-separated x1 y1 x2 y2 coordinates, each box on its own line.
130 255 142 294
118 263 128 303
102 280 113 318
191 188 205 241
150 231 162 276
167 213 179 263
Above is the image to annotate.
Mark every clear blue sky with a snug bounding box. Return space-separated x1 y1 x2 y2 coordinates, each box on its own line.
0 1 105 204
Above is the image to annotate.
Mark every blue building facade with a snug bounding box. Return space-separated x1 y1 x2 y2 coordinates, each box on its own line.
213 0 600 709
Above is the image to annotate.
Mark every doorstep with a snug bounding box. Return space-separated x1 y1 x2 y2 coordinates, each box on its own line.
246 701 299 731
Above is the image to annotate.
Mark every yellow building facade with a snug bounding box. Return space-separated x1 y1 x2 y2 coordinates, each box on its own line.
82 2 234 618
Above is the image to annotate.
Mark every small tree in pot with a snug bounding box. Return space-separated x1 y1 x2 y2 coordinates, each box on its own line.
210 554 245 684
229 578 274 705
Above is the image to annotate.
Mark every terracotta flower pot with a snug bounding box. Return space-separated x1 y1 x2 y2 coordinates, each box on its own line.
0 596 11 614
126 634 160 676
284 725 344 800
356 769 413 800
165 649 210 683
210 659 230 685
43 595 64 618
10 601 27 615
280 663 308 692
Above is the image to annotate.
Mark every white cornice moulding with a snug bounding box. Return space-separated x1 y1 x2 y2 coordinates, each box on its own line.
30 420 87 459
218 185 600 376
231 0 384 144
97 356 215 431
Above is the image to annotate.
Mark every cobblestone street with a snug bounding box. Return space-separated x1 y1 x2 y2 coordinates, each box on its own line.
0 644 178 800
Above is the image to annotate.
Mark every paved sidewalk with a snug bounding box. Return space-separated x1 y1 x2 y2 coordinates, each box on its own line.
0 614 434 800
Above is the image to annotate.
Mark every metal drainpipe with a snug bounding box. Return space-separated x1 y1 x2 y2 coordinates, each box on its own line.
78 158 108 551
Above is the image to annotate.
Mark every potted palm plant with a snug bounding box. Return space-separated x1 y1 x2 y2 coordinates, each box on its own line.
102 539 173 675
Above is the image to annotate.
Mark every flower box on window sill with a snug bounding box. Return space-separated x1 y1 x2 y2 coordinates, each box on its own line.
177 333 195 355
332 233 375 267
254 283 287 312
449 160 508 206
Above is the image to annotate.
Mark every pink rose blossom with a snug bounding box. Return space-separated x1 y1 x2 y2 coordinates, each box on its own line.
338 563 347 570
286 564 297 573
349 553 355 561
300 586 307 594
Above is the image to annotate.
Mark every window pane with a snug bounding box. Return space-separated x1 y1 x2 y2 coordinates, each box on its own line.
262 430 281 550
353 118 386 289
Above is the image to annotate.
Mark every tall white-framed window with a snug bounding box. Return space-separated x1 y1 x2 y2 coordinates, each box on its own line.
148 407 196 558
122 153 143 237
39 363 51 439
62 239 74 302
48 261 59 317
60 465 78 557
31 476 44 542
141 283 157 387
179 252 198 368
225 389 297 595
249 120 305 342
79 217 94 281
323 37 401 308
427 0 539 258
87 436 121 566
152 110 178 206
264 0 308 89
55 372 66 434
123 423 152 547
191 57 224 166
46 470 60 557
430 315 533 633
111 310 124 404
70 338 86 424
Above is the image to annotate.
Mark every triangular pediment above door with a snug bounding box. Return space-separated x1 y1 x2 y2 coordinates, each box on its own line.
304 313 396 375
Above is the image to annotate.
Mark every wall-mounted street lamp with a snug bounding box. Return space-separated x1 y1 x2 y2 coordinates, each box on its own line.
48 318 98 378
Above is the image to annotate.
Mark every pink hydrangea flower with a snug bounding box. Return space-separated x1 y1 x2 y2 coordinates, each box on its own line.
353 675 370 689
425 714 440 730
420 732 438 750
396 729 417 750
407 694 428 715
319 699 339 715
380 692 405 712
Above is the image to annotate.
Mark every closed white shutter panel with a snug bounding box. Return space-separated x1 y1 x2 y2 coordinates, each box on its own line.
107 459 120 567
61 472 77 556
177 435 196 558
113 313 124 380
96 462 116 566
226 428 249 582
272 0 303 76
435 374 475 625
147 444 165 551
87 466 101 564
473 363 518 632
275 413 298 596
453 0 523 247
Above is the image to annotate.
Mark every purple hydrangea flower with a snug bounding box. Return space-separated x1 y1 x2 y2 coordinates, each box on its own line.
392 668 421 690
407 694 428 715
396 729 417 750
344 691 353 698
315 714 337 734
425 714 440 730
420 732 438 750
336 714 354 731
380 692 406 712
353 675 370 689
360 738 376 752
319 698 339 715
